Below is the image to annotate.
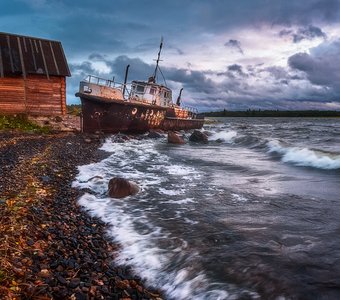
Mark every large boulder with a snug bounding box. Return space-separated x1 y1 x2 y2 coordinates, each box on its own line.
189 130 209 143
108 177 140 198
168 132 185 144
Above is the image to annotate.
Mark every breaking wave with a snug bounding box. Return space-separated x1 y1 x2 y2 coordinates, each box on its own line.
208 130 237 143
267 140 340 170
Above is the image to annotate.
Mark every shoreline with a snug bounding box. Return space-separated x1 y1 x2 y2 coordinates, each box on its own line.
0 131 162 299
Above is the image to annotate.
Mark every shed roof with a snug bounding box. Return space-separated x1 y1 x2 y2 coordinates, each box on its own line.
0 32 71 78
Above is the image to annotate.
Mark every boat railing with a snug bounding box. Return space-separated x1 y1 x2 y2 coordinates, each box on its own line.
182 106 198 114
172 105 202 119
182 106 200 118
84 75 125 89
83 75 134 99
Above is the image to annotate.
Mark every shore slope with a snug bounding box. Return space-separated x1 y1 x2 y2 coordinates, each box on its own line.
0 131 162 300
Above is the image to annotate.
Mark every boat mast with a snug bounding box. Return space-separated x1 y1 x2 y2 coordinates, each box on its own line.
152 37 163 81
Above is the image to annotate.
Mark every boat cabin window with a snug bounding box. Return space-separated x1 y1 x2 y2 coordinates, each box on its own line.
150 87 156 95
136 85 145 93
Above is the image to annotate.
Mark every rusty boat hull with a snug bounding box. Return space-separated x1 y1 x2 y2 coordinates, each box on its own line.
77 93 204 133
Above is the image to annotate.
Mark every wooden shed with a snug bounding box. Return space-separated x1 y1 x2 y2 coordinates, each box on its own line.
0 32 71 115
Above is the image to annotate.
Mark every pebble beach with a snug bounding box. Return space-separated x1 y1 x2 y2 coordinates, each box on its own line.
0 131 162 300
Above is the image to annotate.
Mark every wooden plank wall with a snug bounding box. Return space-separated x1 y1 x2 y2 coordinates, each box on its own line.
0 78 26 113
0 75 66 115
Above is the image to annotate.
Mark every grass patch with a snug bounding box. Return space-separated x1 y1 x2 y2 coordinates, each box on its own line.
0 115 50 133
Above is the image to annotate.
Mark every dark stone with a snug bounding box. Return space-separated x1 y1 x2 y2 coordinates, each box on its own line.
30 206 43 214
69 278 81 288
147 131 163 139
55 116 63 122
203 130 213 136
189 130 209 143
53 286 69 298
75 291 88 300
108 177 139 199
26 239 34 246
168 131 185 144
113 133 130 143
56 275 68 285
41 175 51 183
50 261 59 269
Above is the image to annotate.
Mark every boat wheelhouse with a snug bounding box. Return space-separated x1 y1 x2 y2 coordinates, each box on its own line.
130 79 172 107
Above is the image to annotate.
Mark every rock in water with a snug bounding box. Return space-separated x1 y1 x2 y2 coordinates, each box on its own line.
148 130 163 139
168 131 185 144
189 130 209 143
108 177 140 198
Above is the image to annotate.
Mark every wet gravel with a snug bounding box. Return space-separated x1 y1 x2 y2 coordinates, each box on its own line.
0 131 162 300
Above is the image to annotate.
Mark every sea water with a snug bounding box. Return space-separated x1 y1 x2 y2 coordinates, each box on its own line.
72 117 340 299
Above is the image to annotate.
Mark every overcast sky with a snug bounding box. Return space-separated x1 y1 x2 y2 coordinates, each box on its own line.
1 0 340 111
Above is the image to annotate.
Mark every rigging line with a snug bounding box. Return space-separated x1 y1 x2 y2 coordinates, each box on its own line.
157 66 167 86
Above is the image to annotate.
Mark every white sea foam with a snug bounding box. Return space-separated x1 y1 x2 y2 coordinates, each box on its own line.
267 140 340 170
165 198 195 205
72 159 112 194
209 130 237 143
77 192 232 299
184 217 199 225
159 188 185 196
163 165 200 177
78 193 112 217
73 137 236 299
231 193 249 202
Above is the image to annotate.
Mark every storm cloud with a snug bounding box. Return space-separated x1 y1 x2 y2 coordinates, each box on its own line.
279 25 327 43
224 40 244 54
288 39 340 96
1 0 340 110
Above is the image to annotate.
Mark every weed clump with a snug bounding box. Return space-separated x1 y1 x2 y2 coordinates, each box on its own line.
0 115 50 133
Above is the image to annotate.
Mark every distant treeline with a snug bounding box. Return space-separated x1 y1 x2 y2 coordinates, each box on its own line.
203 109 340 117
67 104 82 116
